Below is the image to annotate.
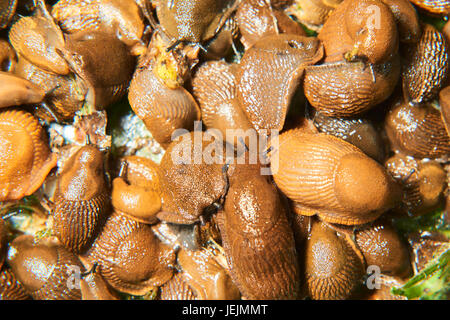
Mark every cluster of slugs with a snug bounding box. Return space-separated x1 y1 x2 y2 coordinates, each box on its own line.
0 0 449 300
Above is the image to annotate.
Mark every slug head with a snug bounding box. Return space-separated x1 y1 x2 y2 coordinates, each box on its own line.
58 145 106 201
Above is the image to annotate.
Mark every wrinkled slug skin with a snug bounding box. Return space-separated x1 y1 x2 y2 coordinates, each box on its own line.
128 62 201 148
304 221 365 300
53 146 111 254
409 0 450 15
402 24 449 105
192 60 254 142
0 109 57 201
439 86 450 136
303 56 401 117
218 163 300 300
236 34 324 133
0 268 31 300
0 0 17 29
384 101 450 159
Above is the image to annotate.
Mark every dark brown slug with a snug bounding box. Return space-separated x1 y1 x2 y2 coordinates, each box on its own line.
157 132 228 225
402 24 449 105
0 39 17 72
235 0 307 50
217 160 300 300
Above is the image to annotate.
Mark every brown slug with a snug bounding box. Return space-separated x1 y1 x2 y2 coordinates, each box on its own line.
408 0 450 15
191 60 255 147
7 235 84 300
52 0 145 47
111 155 162 224
8 0 69 75
168 248 241 300
14 57 86 122
0 71 45 109
0 268 31 300
60 30 136 109
160 272 197 300
128 33 201 148
286 0 343 30
0 0 18 29
312 111 385 162
217 160 300 300
0 109 57 201
236 34 324 133
0 39 17 72
402 23 449 105
384 99 450 159
318 0 398 64
155 0 239 47
80 264 121 300
84 211 175 295
271 130 401 225
353 218 412 278
303 219 365 300
303 55 401 118
381 0 421 43
52 145 110 254
386 153 447 216
157 132 228 225
235 0 307 50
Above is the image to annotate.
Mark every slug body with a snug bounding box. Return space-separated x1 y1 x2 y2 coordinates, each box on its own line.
218 161 300 300
156 0 238 45
0 268 31 300
157 132 228 224
409 0 450 15
439 85 450 136
85 212 175 295
7 235 84 300
0 0 17 29
236 0 306 49
286 0 343 30
0 71 45 109
312 111 385 162
236 34 324 133
52 0 145 47
8 0 69 75
402 24 449 105
191 60 254 147
14 57 86 122
170 248 241 300
386 153 447 215
0 109 57 201
303 220 365 300
318 0 398 64
61 31 136 109
303 56 401 117
111 156 162 224
271 131 400 225
0 39 17 72
384 100 450 159
53 145 110 254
